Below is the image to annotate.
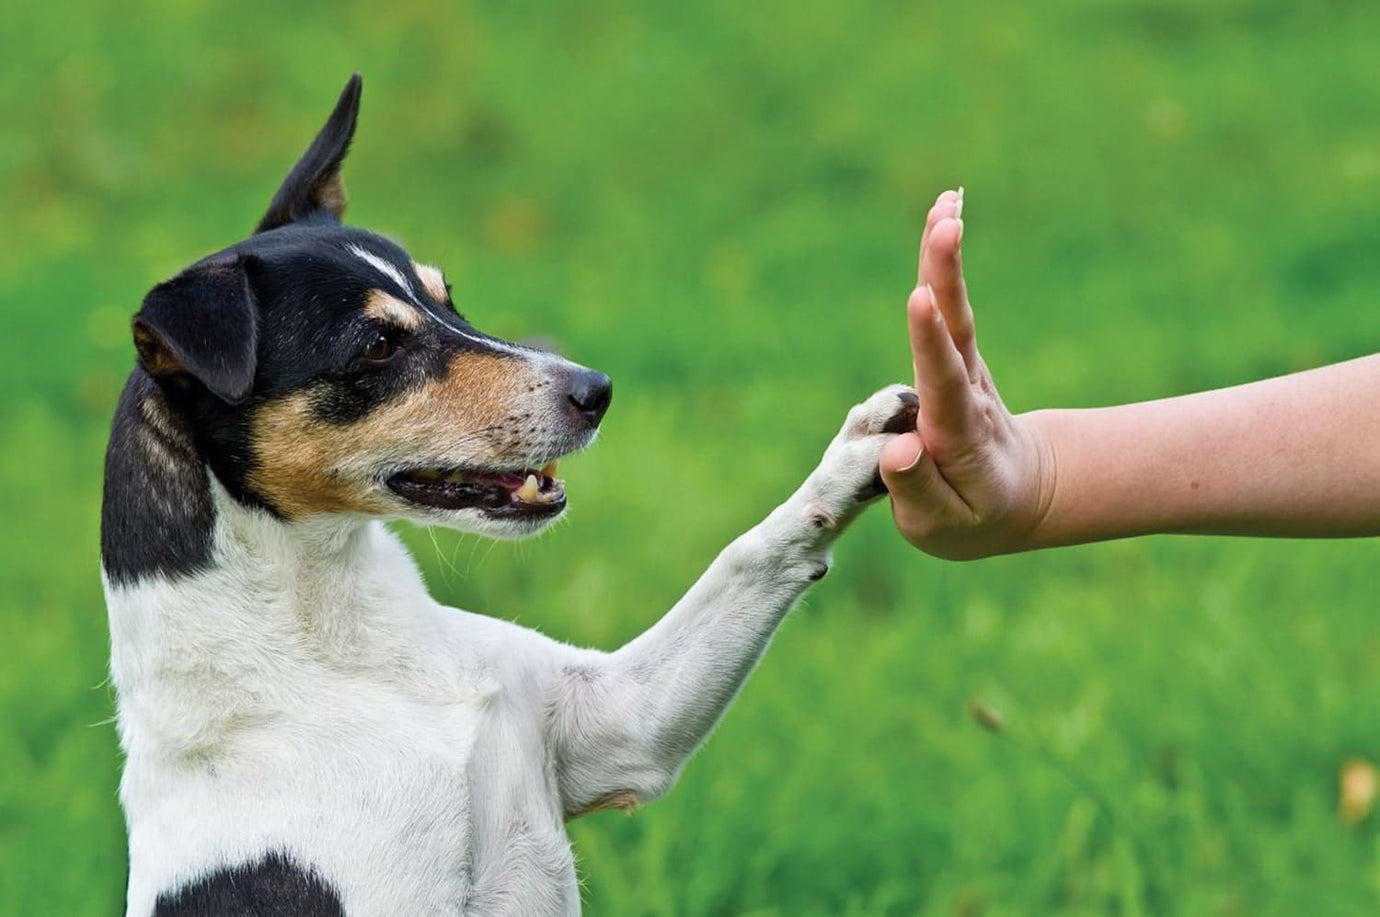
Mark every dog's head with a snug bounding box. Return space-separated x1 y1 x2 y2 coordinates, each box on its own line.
131 75 611 539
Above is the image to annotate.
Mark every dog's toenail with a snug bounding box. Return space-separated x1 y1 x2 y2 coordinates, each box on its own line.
808 564 829 581
897 391 918 408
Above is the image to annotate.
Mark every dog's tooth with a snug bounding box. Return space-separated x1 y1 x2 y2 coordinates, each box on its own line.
534 479 565 503
445 470 466 483
414 468 442 482
541 460 559 478
515 474 541 502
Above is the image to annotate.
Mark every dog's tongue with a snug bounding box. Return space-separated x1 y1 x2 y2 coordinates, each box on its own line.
469 470 528 491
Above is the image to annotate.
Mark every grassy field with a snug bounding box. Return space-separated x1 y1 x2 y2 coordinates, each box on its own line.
3 0 1379 913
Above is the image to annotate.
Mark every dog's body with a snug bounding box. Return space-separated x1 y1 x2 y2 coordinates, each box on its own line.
103 76 914 915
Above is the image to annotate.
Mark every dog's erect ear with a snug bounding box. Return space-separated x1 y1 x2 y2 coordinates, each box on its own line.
133 256 259 404
254 74 362 234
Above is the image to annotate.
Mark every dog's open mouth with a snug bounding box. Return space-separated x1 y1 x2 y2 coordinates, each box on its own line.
386 461 566 517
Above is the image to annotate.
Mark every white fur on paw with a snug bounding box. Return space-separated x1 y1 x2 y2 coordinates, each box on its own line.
804 384 918 523
838 383 919 441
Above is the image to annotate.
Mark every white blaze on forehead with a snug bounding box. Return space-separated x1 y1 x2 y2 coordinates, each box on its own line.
346 244 542 359
348 244 419 304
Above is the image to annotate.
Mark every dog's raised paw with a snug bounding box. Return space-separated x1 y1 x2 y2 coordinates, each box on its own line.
802 384 918 522
883 390 920 435
839 384 919 441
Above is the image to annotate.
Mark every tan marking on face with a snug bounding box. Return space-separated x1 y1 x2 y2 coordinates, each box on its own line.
413 262 449 304
568 790 641 820
132 322 186 377
248 351 531 519
363 289 423 330
316 173 348 219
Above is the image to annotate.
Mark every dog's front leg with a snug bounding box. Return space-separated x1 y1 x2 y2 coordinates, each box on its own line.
549 385 917 817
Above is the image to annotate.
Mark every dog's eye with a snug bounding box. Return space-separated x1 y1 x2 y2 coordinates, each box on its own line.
362 332 396 362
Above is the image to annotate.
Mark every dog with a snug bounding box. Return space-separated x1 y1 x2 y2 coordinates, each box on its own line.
100 74 917 916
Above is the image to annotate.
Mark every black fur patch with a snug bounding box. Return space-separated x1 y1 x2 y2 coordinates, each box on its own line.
256 73 360 234
153 851 343 916
134 257 260 404
101 371 215 586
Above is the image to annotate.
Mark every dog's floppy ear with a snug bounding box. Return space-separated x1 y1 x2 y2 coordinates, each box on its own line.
255 73 362 234
132 256 259 404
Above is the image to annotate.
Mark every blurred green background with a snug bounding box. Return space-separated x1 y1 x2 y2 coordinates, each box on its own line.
2 0 1379 913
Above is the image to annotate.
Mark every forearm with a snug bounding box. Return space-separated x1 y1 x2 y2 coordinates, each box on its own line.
607 524 811 739
552 387 911 815
556 492 840 816
1025 354 1380 547
552 537 807 818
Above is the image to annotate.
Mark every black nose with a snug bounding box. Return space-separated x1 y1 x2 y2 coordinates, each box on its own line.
568 369 613 427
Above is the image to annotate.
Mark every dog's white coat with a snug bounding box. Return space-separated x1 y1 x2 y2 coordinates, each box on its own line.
106 386 910 916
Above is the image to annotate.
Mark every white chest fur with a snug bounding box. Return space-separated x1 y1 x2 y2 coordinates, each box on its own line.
105 385 913 916
107 488 579 916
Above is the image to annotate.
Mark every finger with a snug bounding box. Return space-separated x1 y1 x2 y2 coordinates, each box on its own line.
917 189 961 287
923 216 979 372
877 434 968 535
907 284 973 446
917 191 961 287
878 433 945 501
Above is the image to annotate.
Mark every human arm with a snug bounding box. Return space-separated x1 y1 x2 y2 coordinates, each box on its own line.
878 189 1380 558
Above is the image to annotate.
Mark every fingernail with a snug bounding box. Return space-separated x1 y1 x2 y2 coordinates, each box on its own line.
899 439 926 473
955 218 964 248
925 285 943 324
954 185 965 219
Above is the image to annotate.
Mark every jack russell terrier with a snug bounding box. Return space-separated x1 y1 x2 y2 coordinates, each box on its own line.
101 74 917 915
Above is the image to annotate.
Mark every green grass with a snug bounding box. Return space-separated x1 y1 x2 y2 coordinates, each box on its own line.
3 0 1380 912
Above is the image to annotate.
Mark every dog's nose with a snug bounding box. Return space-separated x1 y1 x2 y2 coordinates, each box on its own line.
568 369 613 428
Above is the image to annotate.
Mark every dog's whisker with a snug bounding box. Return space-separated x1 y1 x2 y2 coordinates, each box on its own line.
424 525 457 590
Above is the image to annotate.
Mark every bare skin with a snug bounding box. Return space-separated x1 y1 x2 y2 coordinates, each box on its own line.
878 188 1380 560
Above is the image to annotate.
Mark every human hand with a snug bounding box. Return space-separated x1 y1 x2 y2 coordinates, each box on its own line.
878 189 1055 559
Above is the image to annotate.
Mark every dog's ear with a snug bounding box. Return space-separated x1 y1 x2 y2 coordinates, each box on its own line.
255 73 362 234
133 256 259 405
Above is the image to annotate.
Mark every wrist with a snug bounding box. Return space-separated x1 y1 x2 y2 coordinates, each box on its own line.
1013 410 1063 552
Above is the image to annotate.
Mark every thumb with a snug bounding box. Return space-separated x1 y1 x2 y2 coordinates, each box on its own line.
879 432 942 502
879 432 966 546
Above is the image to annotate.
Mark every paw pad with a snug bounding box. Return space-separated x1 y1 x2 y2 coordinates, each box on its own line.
882 391 919 435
